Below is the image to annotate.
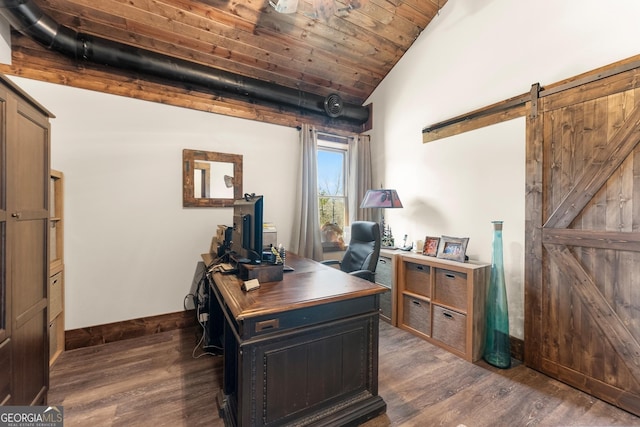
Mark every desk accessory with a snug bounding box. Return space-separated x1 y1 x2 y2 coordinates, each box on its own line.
242 278 260 292
239 262 284 282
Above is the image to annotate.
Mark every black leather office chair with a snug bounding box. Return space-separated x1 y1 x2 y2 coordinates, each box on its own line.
321 221 381 282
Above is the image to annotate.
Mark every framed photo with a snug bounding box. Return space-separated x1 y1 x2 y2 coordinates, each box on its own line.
436 235 469 262
422 236 440 256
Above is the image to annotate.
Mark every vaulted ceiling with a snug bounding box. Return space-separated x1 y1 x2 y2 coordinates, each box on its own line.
0 0 446 133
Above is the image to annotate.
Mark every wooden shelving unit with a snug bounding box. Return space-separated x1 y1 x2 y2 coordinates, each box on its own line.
395 252 490 362
49 170 65 366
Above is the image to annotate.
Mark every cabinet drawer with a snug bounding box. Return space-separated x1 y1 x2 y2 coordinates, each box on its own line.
404 262 431 297
49 272 63 322
432 306 466 353
434 269 467 310
379 288 392 322
402 295 430 336
376 256 393 287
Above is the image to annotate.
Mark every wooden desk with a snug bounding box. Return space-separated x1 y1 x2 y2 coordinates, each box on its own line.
205 253 387 426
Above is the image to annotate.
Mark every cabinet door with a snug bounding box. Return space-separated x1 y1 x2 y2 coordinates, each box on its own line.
7 95 50 405
248 315 378 426
0 86 9 346
0 80 10 406
376 256 392 322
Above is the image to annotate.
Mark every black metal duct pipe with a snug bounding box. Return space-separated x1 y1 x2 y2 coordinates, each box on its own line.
0 0 369 124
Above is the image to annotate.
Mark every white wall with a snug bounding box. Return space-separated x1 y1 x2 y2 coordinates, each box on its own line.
367 0 640 339
10 77 300 330
0 16 10 65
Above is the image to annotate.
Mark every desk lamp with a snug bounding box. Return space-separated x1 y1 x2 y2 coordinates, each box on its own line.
360 189 403 248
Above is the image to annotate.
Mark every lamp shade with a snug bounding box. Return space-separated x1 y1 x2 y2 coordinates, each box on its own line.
360 189 403 208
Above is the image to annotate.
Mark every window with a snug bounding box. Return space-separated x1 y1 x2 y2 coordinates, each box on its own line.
317 135 349 249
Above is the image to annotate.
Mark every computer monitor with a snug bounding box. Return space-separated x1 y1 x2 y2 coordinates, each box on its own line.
230 193 263 264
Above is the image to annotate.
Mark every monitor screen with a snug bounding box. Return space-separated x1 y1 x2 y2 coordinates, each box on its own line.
230 193 263 263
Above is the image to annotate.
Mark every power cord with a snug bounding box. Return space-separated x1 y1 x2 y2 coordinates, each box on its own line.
193 297 222 359
184 260 223 358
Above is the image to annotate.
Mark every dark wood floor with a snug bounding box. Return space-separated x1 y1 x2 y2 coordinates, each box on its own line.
49 321 640 426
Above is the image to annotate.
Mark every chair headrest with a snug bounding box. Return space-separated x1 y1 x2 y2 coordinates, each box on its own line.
351 221 379 242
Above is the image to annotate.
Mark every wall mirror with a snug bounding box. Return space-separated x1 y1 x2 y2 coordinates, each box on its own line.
183 149 243 207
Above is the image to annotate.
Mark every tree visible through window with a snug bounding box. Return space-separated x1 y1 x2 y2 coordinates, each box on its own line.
317 136 348 249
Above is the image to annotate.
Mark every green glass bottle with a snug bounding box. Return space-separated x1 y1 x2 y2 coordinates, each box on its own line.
483 220 511 368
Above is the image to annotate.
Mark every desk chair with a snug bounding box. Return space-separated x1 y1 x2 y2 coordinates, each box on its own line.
321 221 381 282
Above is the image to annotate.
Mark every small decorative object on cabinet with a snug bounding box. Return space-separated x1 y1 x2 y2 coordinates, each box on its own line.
49 170 65 366
396 252 490 362
483 221 511 368
436 235 469 262
375 248 399 324
423 236 440 256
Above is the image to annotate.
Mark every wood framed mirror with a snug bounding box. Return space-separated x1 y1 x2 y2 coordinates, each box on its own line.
182 149 243 207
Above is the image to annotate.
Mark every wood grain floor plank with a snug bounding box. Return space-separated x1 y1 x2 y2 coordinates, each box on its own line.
49 321 640 426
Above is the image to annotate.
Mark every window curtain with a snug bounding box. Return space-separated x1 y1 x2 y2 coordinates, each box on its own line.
291 124 324 261
348 134 375 222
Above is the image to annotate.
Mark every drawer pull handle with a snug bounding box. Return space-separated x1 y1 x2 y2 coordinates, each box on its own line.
256 319 279 332
379 259 387 264
411 300 421 307
442 312 454 319
416 265 424 270
445 273 455 279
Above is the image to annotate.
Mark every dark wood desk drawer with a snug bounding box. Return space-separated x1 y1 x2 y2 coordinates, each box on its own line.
241 295 380 339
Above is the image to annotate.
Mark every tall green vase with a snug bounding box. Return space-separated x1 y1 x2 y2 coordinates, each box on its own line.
483 220 511 368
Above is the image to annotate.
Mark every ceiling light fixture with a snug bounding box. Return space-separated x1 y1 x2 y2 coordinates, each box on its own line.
269 0 299 14
311 0 368 20
312 0 335 20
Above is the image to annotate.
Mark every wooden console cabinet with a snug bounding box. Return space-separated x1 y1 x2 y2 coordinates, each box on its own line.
396 252 490 362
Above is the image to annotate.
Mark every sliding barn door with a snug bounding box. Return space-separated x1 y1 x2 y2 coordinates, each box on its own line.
525 71 640 416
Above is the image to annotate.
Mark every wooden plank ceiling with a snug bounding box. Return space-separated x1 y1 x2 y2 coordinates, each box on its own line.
0 0 445 133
